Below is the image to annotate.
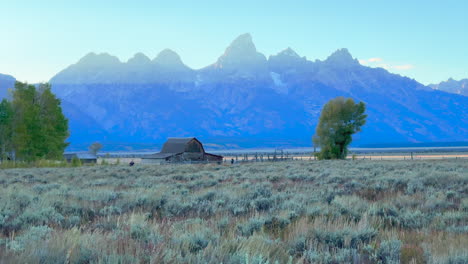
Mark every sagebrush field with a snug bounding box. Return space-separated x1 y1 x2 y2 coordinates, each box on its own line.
0 160 467 263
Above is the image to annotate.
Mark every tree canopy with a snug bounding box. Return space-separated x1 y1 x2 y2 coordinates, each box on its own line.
313 97 367 160
88 142 103 155
0 82 69 161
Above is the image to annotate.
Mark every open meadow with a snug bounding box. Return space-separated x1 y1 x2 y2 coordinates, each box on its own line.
0 160 467 264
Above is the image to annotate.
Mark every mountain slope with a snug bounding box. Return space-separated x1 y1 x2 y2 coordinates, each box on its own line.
50 34 468 148
0 73 15 99
430 78 468 96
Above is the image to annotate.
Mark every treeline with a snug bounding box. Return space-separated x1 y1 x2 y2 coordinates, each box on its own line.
0 82 69 161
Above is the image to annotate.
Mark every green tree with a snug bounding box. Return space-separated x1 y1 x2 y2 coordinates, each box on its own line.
0 99 13 159
10 82 69 161
313 97 367 160
37 83 69 159
11 82 41 161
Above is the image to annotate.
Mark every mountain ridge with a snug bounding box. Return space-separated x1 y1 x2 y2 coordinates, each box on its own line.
8 34 468 149
430 78 468 96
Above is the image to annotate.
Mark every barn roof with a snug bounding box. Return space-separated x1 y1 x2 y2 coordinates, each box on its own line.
142 137 222 161
161 137 203 153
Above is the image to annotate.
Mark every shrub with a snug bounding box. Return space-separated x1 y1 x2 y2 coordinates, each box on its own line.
349 228 377 248
0 159 465 263
249 185 272 199
252 197 274 211
99 206 122 216
406 179 424 194
71 156 82 167
129 217 159 244
378 239 401 264
217 217 230 232
32 183 61 194
369 204 400 228
64 215 81 228
238 218 264 237
313 229 347 248
263 216 290 234
460 198 468 211
7 225 52 251
399 210 430 229
19 206 64 227
305 248 359 263
186 233 210 253
289 236 307 256
332 195 369 221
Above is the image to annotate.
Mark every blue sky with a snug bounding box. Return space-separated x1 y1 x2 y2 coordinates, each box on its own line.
0 0 467 85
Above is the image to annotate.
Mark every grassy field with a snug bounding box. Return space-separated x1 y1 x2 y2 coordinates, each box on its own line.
0 160 467 263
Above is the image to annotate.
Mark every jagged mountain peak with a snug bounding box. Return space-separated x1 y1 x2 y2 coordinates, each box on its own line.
214 33 267 73
324 48 359 66
218 33 259 61
127 52 151 65
226 33 256 54
46 34 467 148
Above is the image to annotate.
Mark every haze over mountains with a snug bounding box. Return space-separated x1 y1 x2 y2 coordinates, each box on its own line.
1 34 467 149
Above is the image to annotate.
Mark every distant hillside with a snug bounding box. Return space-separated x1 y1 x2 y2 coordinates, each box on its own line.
50 34 468 149
430 78 468 96
0 73 15 99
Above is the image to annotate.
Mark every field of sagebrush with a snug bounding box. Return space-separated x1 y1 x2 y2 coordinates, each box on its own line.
0 160 467 264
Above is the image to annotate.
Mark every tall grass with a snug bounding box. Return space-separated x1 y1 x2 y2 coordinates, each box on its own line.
0 159 70 169
0 160 466 263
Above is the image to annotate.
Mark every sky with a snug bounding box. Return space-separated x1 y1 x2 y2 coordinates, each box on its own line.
0 0 467 85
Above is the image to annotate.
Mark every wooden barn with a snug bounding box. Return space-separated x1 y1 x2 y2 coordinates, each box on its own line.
141 137 223 164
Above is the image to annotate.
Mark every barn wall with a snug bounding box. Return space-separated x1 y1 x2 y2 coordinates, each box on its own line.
167 153 204 162
205 154 223 162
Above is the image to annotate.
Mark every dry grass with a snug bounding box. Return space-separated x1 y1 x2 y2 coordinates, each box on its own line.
0 160 466 263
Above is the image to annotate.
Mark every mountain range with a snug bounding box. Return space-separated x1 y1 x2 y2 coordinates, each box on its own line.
1 34 467 150
430 78 468 96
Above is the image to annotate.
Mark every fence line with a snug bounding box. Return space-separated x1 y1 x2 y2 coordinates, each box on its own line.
219 151 468 163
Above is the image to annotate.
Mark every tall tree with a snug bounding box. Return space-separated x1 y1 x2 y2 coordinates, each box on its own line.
11 82 41 161
10 82 69 161
0 99 13 159
37 83 69 159
313 97 367 160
